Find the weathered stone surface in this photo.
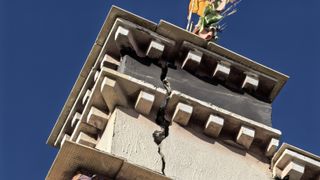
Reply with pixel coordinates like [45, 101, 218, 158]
[118, 55, 272, 126]
[96, 107, 163, 174]
[161, 123, 272, 180]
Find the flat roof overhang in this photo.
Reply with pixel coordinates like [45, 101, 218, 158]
[271, 143, 320, 179]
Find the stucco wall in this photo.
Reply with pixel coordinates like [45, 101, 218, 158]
[97, 107, 273, 179]
[161, 123, 273, 180]
[97, 107, 163, 174]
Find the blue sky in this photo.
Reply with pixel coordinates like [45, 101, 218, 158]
[0, 0, 319, 179]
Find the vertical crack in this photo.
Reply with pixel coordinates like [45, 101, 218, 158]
[152, 61, 172, 175]
[158, 143, 166, 175]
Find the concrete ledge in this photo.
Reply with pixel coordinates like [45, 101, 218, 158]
[116, 160, 170, 180]
[156, 20, 207, 49]
[172, 102, 193, 126]
[146, 40, 165, 59]
[281, 160, 305, 180]
[87, 106, 109, 130]
[46, 140, 169, 180]
[204, 115, 224, 138]
[135, 91, 155, 115]
[236, 126, 255, 149]
[265, 138, 279, 157]
[76, 132, 97, 148]
[181, 50, 202, 71]
[272, 143, 320, 180]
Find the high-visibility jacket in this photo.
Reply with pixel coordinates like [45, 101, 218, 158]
[189, 0, 230, 17]
[189, 0, 211, 17]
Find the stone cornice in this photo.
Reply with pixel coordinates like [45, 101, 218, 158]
[272, 143, 320, 179]
[47, 6, 288, 150]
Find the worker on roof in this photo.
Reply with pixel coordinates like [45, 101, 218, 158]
[189, 0, 237, 41]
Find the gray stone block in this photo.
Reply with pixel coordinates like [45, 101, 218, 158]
[242, 73, 259, 91]
[100, 77, 128, 112]
[134, 91, 155, 115]
[172, 103, 193, 126]
[204, 115, 224, 138]
[182, 50, 202, 70]
[86, 106, 109, 130]
[71, 112, 82, 128]
[82, 89, 92, 105]
[281, 160, 305, 180]
[114, 26, 144, 57]
[76, 132, 97, 148]
[61, 134, 70, 147]
[265, 138, 279, 157]
[146, 40, 165, 59]
[213, 62, 231, 80]
[236, 126, 255, 149]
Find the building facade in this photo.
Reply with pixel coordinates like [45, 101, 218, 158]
[46, 6, 320, 180]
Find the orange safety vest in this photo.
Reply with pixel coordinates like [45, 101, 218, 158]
[189, 0, 211, 17]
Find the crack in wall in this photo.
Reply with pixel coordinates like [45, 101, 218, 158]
[152, 61, 172, 175]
